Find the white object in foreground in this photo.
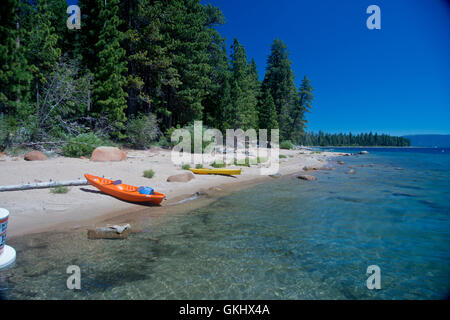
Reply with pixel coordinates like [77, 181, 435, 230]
[0, 245, 16, 269]
[0, 208, 15, 269]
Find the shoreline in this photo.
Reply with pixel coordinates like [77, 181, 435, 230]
[1, 148, 349, 239]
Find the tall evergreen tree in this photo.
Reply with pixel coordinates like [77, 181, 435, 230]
[201, 4, 229, 130]
[121, 0, 180, 119]
[91, 0, 128, 135]
[261, 39, 297, 140]
[228, 38, 258, 130]
[26, 0, 61, 111]
[159, 0, 215, 128]
[0, 0, 32, 118]
[258, 90, 278, 132]
[291, 76, 313, 143]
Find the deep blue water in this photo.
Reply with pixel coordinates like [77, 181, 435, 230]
[1, 148, 449, 299]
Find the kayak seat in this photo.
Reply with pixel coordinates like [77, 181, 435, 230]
[113, 180, 122, 185]
[139, 186, 154, 195]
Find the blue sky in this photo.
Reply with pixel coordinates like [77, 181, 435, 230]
[200, 0, 450, 135]
[68, 0, 449, 135]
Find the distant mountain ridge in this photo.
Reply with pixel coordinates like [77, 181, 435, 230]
[402, 134, 450, 147]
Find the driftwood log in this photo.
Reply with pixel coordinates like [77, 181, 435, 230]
[0, 179, 88, 192]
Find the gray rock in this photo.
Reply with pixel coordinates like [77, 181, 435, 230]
[347, 169, 356, 174]
[167, 172, 195, 182]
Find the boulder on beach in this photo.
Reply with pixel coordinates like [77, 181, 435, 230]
[167, 172, 195, 183]
[295, 174, 317, 181]
[24, 150, 48, 161]
[90, 146, 127, 162]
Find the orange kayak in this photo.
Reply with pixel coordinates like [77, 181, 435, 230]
[84, 174, 165, 205]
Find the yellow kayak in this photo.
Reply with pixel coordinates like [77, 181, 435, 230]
[189, 168, 242, 175]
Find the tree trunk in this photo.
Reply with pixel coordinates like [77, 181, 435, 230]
[0, 179, 88, 192]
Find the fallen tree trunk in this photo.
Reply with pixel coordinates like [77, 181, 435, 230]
[0, 179, 88, 192]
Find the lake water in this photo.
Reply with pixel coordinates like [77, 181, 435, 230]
[1, 148, 449, 299]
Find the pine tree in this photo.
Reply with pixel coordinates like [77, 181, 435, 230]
[258, 90, 278, 131]
[159, 0, 214, 128]
[228, 38, 258, 130]
[0, 0, 32, 118]
[91, 0, 128, 135]
[121, 0, 180, 120]
[291, 76, 313, 143]
[26, 0, 61, 112]
[201, 4, 229, 130]
[261, 39, 298, 141]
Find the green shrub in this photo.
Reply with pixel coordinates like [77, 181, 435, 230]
[182, 164, 191, 170]
[211, 161, 226, 168]
[279, 154, 287, 159]
[0, 118, 9, 150]
[50, 186, 70, 194]
[280, 140, 294, 150]
[143, 169, 155, 179]
[157, 135, 171, 149]
[125, 113, 160, 149]
[257, 156, 268, 163]
[195, 164, 203, 169]
[234, 158, 251, 167]
[61, 132, 112, 158]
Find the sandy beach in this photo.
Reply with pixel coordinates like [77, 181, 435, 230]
[0, 148, 347, 238]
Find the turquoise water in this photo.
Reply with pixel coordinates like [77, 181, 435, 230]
[1, 148, 449, 299]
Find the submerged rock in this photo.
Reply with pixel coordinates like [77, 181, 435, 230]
[167, 172, 195, 183]
[195, 189, 208, 196]
[337, 161, 345, 165]
[87, 224, 131, 240]
[24, 150, 48, 161]
[269, 172, 281, 178]
[295, 174, 317, 181]
[303, 165, 320, 171]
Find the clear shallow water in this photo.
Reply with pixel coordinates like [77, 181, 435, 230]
[1, 148, 449, 299]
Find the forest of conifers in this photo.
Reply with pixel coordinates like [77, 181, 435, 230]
[0, 0, 409, 155]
